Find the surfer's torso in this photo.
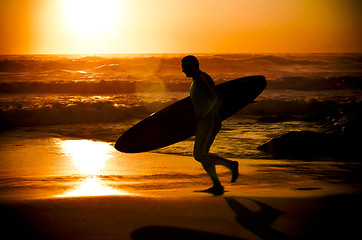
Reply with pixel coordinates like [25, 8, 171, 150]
[190, 71, 219, 120]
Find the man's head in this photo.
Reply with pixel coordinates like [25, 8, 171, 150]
[182, 55, 200, 78]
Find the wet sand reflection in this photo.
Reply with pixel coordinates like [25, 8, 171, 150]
[58, 140, 132, 197]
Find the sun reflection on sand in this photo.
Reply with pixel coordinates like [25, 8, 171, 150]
[58, 140, 132, 197]
[61, 140, 112, 175]
[59, 177, 130, 197]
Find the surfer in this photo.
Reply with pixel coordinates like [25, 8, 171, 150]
[181, 55, 239, 195]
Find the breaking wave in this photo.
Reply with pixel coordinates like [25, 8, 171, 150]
[1, 53, 361, 130]
[267, 76, 362, 90]
[1, 94, 359, 129]
[0, 75, 361, 95]
[0, 80, 189, 94]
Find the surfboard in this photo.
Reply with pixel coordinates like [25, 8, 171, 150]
[115, 75, 266, 153]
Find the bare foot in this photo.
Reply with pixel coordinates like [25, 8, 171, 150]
[201, 185, 224, 195]
[231, 161, 239, 183]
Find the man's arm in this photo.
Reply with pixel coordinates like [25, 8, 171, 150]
[199, 74, 218, 119]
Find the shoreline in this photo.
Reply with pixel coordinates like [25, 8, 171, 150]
[0, 129, 361, 201]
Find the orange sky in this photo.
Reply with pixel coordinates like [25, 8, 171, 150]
[0, 0, 361, 54]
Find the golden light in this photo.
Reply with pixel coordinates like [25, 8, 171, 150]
[62, 0, 123, 37]
[61, 140, 112, 175]
[59, 177, 131, 197]
[59, 139, 133, 197]
[1, 0, 362, 54]
[135, 81, 170, 113]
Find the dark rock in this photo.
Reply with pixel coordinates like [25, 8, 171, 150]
[258, 100, 362, 160]
[258, 130, 359, 159]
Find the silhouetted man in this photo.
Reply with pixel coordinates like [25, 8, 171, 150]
[181, 55, 239, 195]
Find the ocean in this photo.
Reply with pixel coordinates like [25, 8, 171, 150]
[0, 53, 361, 199]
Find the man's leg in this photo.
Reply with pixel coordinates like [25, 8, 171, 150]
[198, 117, 239, 183]
[194, 118, 224, 194]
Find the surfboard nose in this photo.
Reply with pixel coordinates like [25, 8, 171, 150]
[114, 137, 133, 153]
[114, 138, 124, 152]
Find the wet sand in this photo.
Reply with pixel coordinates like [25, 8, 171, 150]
[1, 192, 361, 240]
[0, 132, 361, 239]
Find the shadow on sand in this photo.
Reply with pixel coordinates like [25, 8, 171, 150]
[131, 197, 295, 240]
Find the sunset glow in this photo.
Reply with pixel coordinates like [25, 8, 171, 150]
[58, 177, 130, 197]
[59, 140, 132, 197]
[0, 0, 361, 54]
[61, 140, 112, 175]
[62, 0, 123, 37]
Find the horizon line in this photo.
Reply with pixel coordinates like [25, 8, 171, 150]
[1, 52, 362, 56]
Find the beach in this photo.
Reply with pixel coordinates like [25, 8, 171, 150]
[1, 0, 362, 235]
[1, 129, 361, 240]
[1, 53, 361, 239]
[3, 193, 362, 240]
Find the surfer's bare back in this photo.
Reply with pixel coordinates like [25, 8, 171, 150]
[181, 55, 239, 195]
